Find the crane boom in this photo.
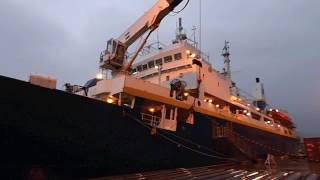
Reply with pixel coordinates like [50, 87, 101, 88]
[99, 0, 184, 73]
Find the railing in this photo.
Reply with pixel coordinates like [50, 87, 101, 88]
[141, 113, 161, 127]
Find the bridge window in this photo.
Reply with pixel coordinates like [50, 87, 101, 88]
[155, 58, 163, 65]
[251, 113, 261, 121]
[131, 68, 137, 74]
[174, 53, 182, 60]
[137, 65, 142, 72]
[164, 55, 173, 63]
[142, 64, 148, 71]
[148, 60, 155, 68]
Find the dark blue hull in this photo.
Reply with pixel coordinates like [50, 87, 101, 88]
[0, 75, 299, 178]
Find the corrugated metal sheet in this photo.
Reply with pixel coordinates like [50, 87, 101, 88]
[91, 162, 320, 180]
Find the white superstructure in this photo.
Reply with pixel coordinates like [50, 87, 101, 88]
[65, 0, 298, 140]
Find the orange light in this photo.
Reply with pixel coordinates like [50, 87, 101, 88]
[190, 53, 196, 58]
[183, 92, 189, 97]
[215, 104, 220, 108]
[186, 50, 191, 55]
[107, 98, 114, 104]
[149, 108, 155, 113]
[256, 107, 260, 111]
[208, 99, 213, 103]
[246, 112, 251, 116]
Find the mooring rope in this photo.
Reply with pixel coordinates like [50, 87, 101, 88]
[125, 112, 239, 162]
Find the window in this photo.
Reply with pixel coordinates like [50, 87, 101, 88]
[251, 113, 261, 121]
[164, 55, 173, 63]
[142, 64, 148, 71]
[137, 65, 142, 72]
[166, 76, 170, 81]
[148, 60, 155, 68]
[264, 118, 272, 123]
[131, 68, 137, 74]
[155, 58, 163, 65]
[174, 53, 182, 60]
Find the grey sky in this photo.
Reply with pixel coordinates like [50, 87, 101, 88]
[0, 0, 319, 137]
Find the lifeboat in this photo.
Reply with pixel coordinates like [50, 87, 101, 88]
[268, 109, 292, 122]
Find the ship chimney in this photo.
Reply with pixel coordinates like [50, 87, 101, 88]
[253, 77, 267, 110]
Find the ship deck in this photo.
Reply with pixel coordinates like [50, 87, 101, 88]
[91, 159, 320, 180]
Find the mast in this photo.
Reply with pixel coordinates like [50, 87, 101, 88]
[173, 17, 187, 44]
[222, 40, 231, 79]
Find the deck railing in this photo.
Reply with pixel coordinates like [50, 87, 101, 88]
[141, 113, 161, 127]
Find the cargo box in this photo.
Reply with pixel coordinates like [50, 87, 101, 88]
[304, 138, 320, 162]
[29, 74, 57, 89]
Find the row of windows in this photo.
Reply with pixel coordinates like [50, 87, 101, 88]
[132, 53, 182, 73]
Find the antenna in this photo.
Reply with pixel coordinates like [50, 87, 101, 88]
[222, 40, 231, 79]
[156, 29, 161, 49]
[199, 0, 202, 56]
[192, 26, 197, 48]
[173, 17, 187, 44]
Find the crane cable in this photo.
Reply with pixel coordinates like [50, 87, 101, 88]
[171, 0, 190, 15]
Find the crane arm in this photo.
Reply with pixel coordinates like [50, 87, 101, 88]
[99, 0, 184, 72]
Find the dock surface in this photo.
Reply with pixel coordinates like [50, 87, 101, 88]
[91, 160, 320, 180]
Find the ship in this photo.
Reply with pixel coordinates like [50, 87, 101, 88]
[0, 0, 300, 179]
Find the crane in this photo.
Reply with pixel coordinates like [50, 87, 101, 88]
[99, 0, 185, 74]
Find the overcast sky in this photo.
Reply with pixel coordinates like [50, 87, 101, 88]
[0, 0, 319, 137]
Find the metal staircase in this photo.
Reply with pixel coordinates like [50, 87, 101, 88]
[215, 124, 258, 160]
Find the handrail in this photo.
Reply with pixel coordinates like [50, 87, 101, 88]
[141, 113, 161, 127]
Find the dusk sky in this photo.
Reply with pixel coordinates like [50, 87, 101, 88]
[0, 0, 319, 137]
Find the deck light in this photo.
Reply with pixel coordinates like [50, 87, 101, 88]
[186, 50, 191, 55]
[96, 73, 103, 80]
[183, 92, 189, 97]
[107, 98, 114, 104]
[208, 99, 213, 103]
[149, 108, 155, 113]
[215, 104, 220, 108]
[243, 110, 248, 113]
[256, 107, 260, 111]
[246, 112, 251, 116]
[190, 53, 196, 58]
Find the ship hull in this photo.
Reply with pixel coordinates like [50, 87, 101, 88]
[0, 75, 299, 178]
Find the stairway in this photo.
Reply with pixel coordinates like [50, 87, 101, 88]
[214, 125, 257, 160]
